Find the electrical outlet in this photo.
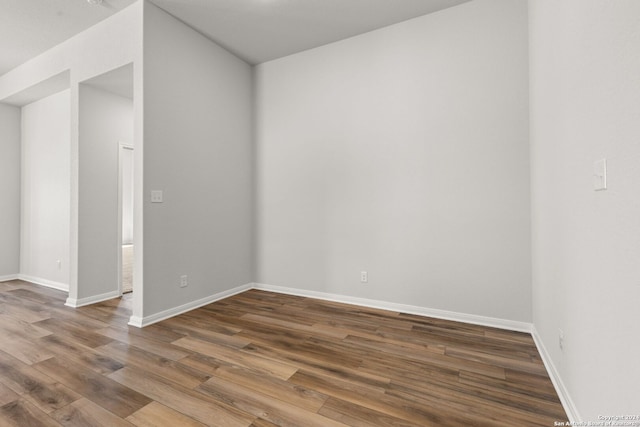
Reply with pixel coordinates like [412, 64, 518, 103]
[558, 329, 564, 351]
[56, 260, 61, 270]
[180, 275, 188, 288]
[360, 271, 368, 283]
[593, 159, 607, 191]
[151, 190, 164, 203]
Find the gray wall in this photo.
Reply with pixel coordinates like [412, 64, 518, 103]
[78, 85, 133, 299]
[142, 2, 254, 317]
[255, 0, 531, 322]
[529, 0, 640, 420]
[20, 90, 70, 288]
[0, 103, 20, 279]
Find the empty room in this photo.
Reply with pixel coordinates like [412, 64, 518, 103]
[0, 0, 638, 425]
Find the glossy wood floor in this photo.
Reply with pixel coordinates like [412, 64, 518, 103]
[0, 280, 567, 426]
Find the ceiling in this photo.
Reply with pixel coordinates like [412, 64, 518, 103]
[0, 0, 137, 77]
[0, 0, 470, 76]
[150, 0, 471, 64]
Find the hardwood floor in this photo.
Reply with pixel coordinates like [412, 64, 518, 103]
[0, 280, 567, 426]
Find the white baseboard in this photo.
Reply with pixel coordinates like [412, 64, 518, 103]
[128, 282, 253, 328]
[252, 283, 532, 333]
[531, 325, 580, 423]
[0, 274, 19, 282]
[18, 274, 69, 292]
[65, 289, 120, 308]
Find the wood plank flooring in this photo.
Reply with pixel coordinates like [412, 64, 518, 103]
[0, 280, 568, 426]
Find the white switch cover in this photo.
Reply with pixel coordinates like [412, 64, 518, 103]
[151, 190, 163, 203]
[594, 159, 607, 191]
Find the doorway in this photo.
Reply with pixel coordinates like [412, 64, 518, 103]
[73, 62, 135, 310]
[118, 144, 134, 294]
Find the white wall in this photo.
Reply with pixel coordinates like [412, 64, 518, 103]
[20, 90, 70, 289]
[529, 0, 640, 421]
[0, 103, 21, 279]
[141, 3, 253, 319]
[78, 85, 133, 299]
[255, 0, 531, 322]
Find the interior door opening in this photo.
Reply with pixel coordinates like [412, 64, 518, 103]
[119, 144, 134, 294]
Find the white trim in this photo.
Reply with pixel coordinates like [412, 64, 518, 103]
[531, 325, 580, 423]
[0, 274, 19, 282]
[128, 282, 253, 328]
[127, 315, 144, 328]
[65, 289, 120, 308]
[252, 283, 532, 333]
[18, 274, 69, 292]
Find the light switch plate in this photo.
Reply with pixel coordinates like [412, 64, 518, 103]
[594, 159, 607, 191]
[151, 190, 163, 203]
